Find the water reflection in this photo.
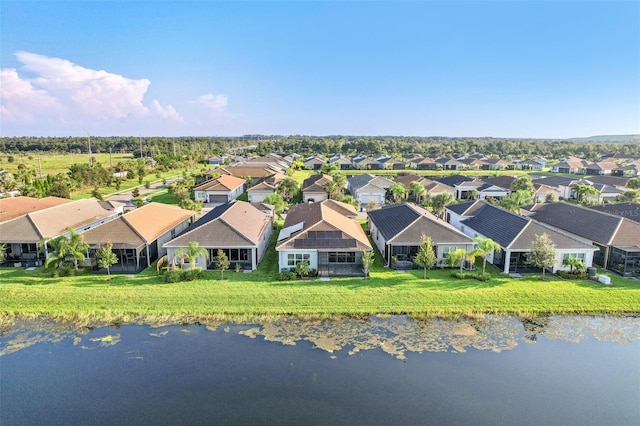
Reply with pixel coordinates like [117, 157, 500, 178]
[2, 314, 638, 359]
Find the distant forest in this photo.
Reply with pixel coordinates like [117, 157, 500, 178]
[1, 135, 639, 160]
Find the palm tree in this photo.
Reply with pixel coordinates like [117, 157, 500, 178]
[175, 241, 210, 269]
[330, 172, 347, 192]
[430, 192, 456, 219]
[324, 180, 340, 199]
[66, 228, 90, 270]
[276, 178, 300, 202]
[446, 248, 467, 273]
[39, 234, 72, 269]
[320, 163, 338, 175]
[389, 183, 407, 204]
[409, 181, 427, 204]
[472, 236, 502, 275]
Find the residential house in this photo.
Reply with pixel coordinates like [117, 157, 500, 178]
[193, 175, 246, 204]
[301, 174, 333, 202]
[0, 198, 123, 266]
[412, 157, 438, 170]
[368, 203, 473, 269]
[247, 173, 287, 203]
[517, 158, 545, 171]
[432, 175, 474, 188]
[584, 161, 618, 176]
[483, 158, 514, 170]
[329, 155, 354, 170]
[523, 201, 640, 277]
[164, 200, 273, 271]
[347, 174, 394, 207]
[446, 200, 597, 274]
[453, 179, 485, 200]
[435, 157, 464, 171]
[355, 158, 382, 170]
[276, 199, 371, 277]
[376, 156, 405, 170]
[550, 157, 588, 174]
[81, 203, 194, 273]
[532, 183, 560, 203]
[0, 196, 72, 223]
[393, 175, 455, 201]
[303, 155, 326, 170]
[208, 156, 224, 166]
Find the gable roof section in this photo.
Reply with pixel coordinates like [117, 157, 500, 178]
[0, 196, 72, 223]
[481, 176, 516, 190]
[461, 203, 530, 248]
[276, 200, 370, 251]
[368, 204, 420, 241]
[194, 175, 246, 192]
[30, 198, 118, 237]
[369, 203, 471, 245]
[302, 174, 333, 192]
[122, 203, 194, 242]
[348, 174, 375, 192]
[81, 216, 146, 249]
[446, 200, 480, 216]
[0, 215, 42, 243]
[164, 200, 270, 248]
[526, 201, 639, 246]
[433, 175, 474, 187]
[508, 221, 596, 251]
[247, 173, 286, 192]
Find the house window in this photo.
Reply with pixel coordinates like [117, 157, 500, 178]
[287, 253, 310, 266]
[328, 252, 356, 263]
[562, 253, 586, 262]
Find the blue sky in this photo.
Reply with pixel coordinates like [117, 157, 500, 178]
[1, 1, 638, 138]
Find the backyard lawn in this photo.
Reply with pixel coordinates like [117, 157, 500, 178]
[1, 248, 638, 322]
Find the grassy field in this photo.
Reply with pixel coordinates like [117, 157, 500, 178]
[1, 152, 134, 176]
[1, 235, 638, 322]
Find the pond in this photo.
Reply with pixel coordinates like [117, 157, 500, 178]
[1, 315, 639, 425]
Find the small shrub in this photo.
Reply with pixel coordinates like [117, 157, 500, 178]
[557, 271, 589, 280]
[144, 181, 151, 189]
[277, 271, 297, 281]
[451, 271, 491, 281]
[163, 268, 203, 283]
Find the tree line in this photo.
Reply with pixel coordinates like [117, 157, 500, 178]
[2, 136, 639, 160]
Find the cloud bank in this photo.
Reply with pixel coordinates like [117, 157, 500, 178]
[0, 52, 231, 136]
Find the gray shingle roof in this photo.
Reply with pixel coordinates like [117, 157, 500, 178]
[526, 202, 627, 245]
[367, 204, 420, 241]
[589, 203, 640, 224]
[461, 204, 529, 247]
[347, 174, 375, 192]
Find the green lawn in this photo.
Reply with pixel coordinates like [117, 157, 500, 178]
[1, 248, 638, 322]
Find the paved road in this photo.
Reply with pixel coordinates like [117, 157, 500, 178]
[105, 177, 182, 208]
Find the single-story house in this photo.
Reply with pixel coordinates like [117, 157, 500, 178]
[446, 200, 598, 274]
[163, 200, 273, 271]
[347, 174, 394, 207]
[247, 173, 287, 203]
[276, 199, 372, 277]
[81, 203, 194, 273]
[523, 201, 640, 277]
[301, 174, 333, 203]
[0, 198, 123, 266]
[368, 203, 474, 269]
[193, 175, 246, 204]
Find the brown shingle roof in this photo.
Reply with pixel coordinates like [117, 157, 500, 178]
[0, 198, 119, 243]
[194, 175, 246, 192]
[0, 196, 72, 222]
[81, 217, 146, 249]
[277, 200, 371, 251]
[164, 201, 271, 248]
[123, 203, 194, 242]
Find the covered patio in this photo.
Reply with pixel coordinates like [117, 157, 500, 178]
[607, 246, 640, 278]
[317, 251, 365, 277]
[88, 242, 149, 274]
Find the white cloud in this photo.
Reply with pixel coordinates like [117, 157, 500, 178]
[0, 52, 196, 135]
[151, 100, 183, 122]
[192, 93, 228, 110]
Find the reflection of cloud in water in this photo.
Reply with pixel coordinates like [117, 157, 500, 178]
[1, 314, 638, 359]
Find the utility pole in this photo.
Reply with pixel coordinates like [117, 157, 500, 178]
[88, 134, 93, 167]
[139, 136, 143, 158]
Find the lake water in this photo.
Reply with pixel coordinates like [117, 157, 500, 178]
[1, 315, 639, 425]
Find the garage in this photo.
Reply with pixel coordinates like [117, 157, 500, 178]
[359, 194, 384, 205]
[208, 194, 228, 203]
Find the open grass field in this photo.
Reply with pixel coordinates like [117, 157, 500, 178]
[1, 152, 134, 176]
[1, 234, 638, 322]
